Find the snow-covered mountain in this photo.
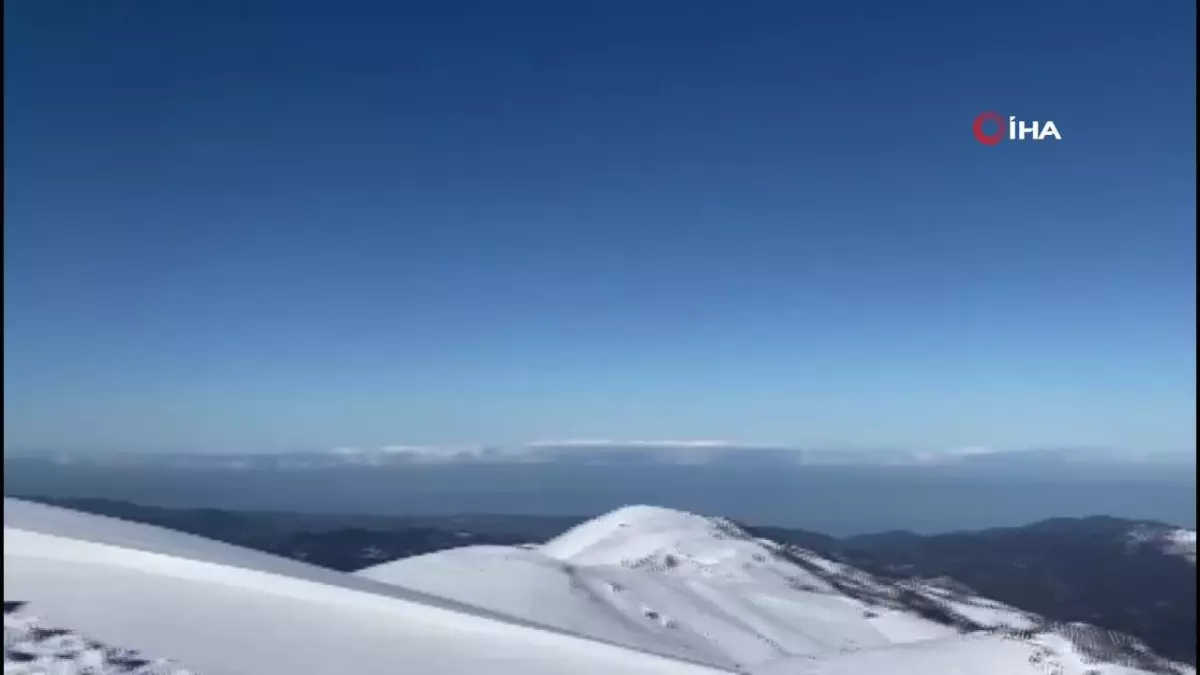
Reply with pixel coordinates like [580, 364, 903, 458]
[361, 505, 1194, 674]
[5, 498, 1195, 675]
[2, 498, 729, 675]
[1127, 525, 1198, 565]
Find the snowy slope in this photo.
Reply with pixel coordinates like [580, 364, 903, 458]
[1126, 525, 1198, 564]
[1165, 530, 1198, 563]
[363, 505, 1033, 668]
[1157, 529, 1196, 564]
[752, 629, 1190, 675]
[361, 505, 1193, 675]
[6, 499, 1194, 675]
[3, 498, 733, 675]
[6, 602, 195, 675]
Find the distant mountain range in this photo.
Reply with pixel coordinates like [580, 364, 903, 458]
[9, 450, 1194, 537]
[14, 494, 1195, 666]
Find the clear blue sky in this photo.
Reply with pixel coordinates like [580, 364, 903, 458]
[4, 0, 1195, 454]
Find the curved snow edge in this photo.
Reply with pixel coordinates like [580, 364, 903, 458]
[5, 527, 733, 673]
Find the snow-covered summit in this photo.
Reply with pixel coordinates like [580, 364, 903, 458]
[539, 504, 741, 564]
[362, 504, 1196, 675]
[2, 497, 733, 675]
[5, 498, 1194, 675]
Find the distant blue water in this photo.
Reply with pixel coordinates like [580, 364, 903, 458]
[5, 461, 1194, 535]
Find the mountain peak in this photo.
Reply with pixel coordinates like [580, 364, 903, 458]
[7, 498, 1196, 674]
[539, 504, 750, 568]
[360, 503, 1195, 674]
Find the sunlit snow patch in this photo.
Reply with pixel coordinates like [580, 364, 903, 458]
[5, 602, 196, 675]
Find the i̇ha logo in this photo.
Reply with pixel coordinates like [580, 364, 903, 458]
[972, 111, 1062, 145]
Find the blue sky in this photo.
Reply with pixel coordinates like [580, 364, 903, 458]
[4, 0, 1195, 454]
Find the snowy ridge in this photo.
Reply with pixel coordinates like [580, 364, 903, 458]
[361, 505, 1195, 675]
[5, 499, 1194, 675]
[2, 498, 732, 675]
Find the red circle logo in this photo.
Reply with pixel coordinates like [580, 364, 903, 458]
[972, 111, 1005, 146]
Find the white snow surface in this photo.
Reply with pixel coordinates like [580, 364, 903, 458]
[6, 499, 1195, 675]
[361, 504, 1194, 675]
[1126, 525, 1197, 564]
[3, 498, 729, 675]
[751, 631, 1185, 675]
[5, 606, 196, 674]
[1163, 529, 1197, 564]
[363, 504, 1034, 669]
